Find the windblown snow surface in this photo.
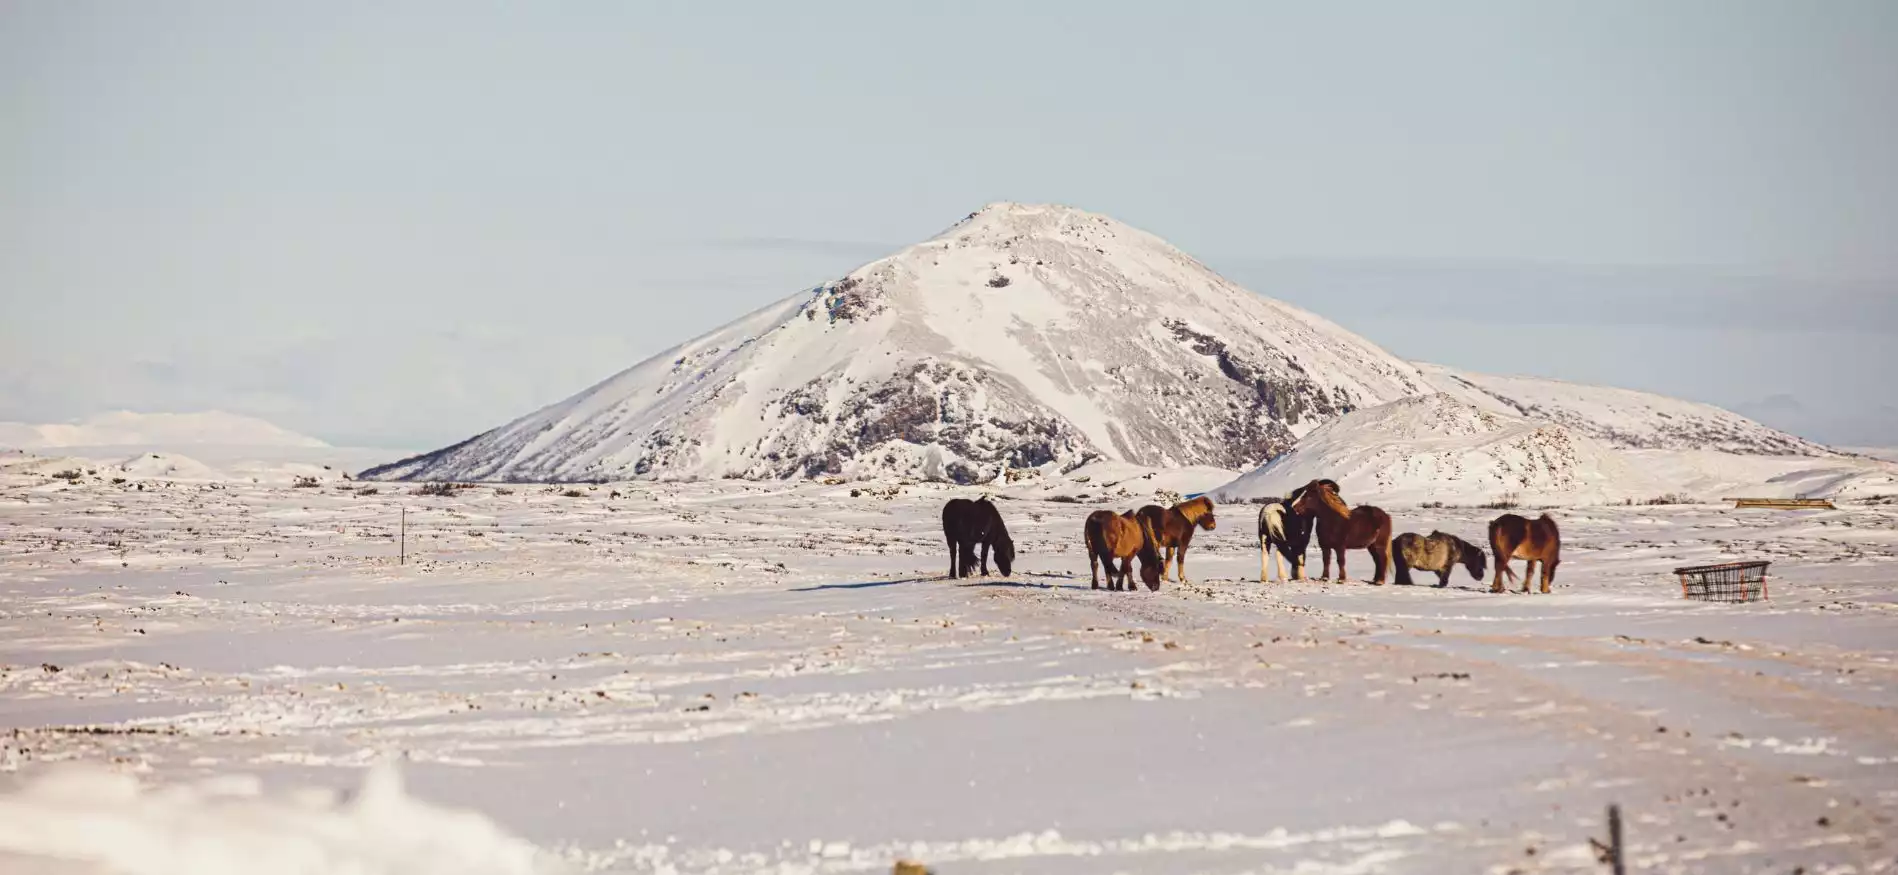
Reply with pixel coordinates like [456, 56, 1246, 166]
[3, 466, 1896, 873]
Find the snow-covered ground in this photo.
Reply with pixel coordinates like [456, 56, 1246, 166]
[2, 471, 1895, 873]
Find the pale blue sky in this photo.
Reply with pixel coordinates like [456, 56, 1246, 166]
[4, 1, 1894, 448]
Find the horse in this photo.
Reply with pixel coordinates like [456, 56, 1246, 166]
[1135, 496, 1216, 584]
[1488, 513, 1560, 594]
[941, 497, 1015, 579]
[1084, 510, 1162, 592]
[1392, 531, 1487, 587]
[1289, 479, 1393, 584]
[1257, 482, 1323, 582]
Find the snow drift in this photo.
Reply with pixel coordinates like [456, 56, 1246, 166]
[0, 763, 558, 875]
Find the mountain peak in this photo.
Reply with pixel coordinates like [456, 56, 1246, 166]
[359, 205, 1819, 485]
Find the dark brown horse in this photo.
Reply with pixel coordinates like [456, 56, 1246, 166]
[1489, 513, 1560, 593]
[1135, 496, 1216, 584]
[1392, 531, 1486, 587]
[1257, 481, 1326, 582]
[1289, 480, 1392, 584]
[941, 497, 1014, 579]
[1084, 510, 1162, 592]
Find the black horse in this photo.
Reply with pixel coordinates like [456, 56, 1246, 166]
[1256, 480, 1328, 582]
[942, 497, 1015, 579]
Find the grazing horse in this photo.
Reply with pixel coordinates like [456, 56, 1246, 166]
[1289, 479, 1393, 585]
[1084, 510, 1162, 592]
[1258, 482, 1322, 582]
[1392, 531, 1487, 587]
[941, 497, 1015, 579]
[1489, 513, 1560, 594]
[1136, 496, 1216, 584]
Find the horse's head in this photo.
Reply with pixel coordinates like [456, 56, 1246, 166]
[993, 535, 1015, 577]
[1139, 557, 1163, 590]
[1290, 480, 1337, 516]
[1460, 540, 1488, 581]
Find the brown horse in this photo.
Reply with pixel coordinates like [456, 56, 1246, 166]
[1135, 496, 1216, 584]
[1084, 510, 1162, 592]
[1289, 480, 1393, 584]
[1488, 513, 1560, 593]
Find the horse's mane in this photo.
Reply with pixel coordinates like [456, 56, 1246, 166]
[1174, 495, 1214, 523]
[1308, 481, 1351, 518]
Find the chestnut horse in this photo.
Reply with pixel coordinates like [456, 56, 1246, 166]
[1136, 496, 1216, 584]
[1488, 513, 1560, 594]
[1084, 510, 1162, 592]
[1289, 479, 1393, 584]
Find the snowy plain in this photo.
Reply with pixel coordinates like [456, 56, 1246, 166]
[1, 461, 1895, 874]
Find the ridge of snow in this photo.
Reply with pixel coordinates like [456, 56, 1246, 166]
[0, 762, 557, 875]
[0, 411, 328, 451]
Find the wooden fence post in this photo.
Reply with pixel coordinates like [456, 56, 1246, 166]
[1608, 803, 1626, 875]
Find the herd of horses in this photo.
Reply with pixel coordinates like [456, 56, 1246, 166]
[942, 479, 1563, 594]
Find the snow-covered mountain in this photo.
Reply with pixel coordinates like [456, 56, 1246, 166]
[0, 411, 327, 450]
[362, 202, 1833, 485]
[1213, 392, 1894, 505]
[363, 203, 1437, 483]
[1214, 394, 1666, 504]
[1416, 363, 1828, 456]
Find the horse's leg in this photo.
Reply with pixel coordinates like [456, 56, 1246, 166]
[1436, 568, 1451, 588]
[947, 535, 959, 579]
[1490, 548, 1509, 594]
[1089, 547, 1100, 590]
[1260, 536, 1270, 583]
[1373, 543, 1389, 586]
[1521, 559, 1536, 594]
[1394, 549, 1412, 586]
[1337, 548, 1348, 583]
[1177, 545, 1189, 585]
[979, 540, 990, 577]
[1319, 545, 1332, 581]
[1540, 559, 1553, 594]
[1274, 545, 1288, 583]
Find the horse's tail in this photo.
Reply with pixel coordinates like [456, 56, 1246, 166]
[1260, 502, 1286, 543]
[1136, 512, 1163, 562]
